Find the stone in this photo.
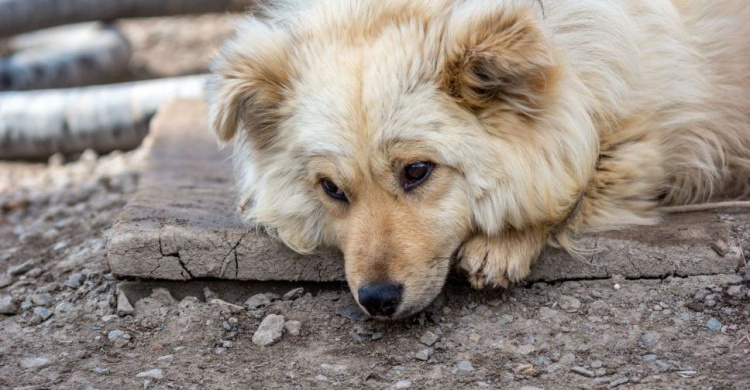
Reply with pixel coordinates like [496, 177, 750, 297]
[559, 353, 576, 366]
[30, 293, 52, 307]
[108, 330, 131, 341]
[283, 287, 305, 300]
[252, 314, 285, 346]
[420, 331, 439, 346]
[136, 369, 164, 380]
[457, 361, 474, 372]
[246, 294, 271, 310]
[546, 364, 562, 374]
[558, 295, 582, 312]
[156, 355, 174, 365]
[706, 317, 722, 332]
[315, 375, 328, 382]
[514, 364, 537, 376]
[117, 290, 134, 317]
[726, 285, 744, 297]
[538, 307, 558, 321]
[571, 366, 596, 378]
[19, 357, 52, 370]
[498, 314, 514, 326]
[106, 101, 749, 284]
[642, 354, 658, 362]
[608, 378, 629, 388]
[8, 261, 35, 276]
[284, 320, 301, 336]
[33, 306, 53, 321]
[415, 347, 433, 361]
[638, 332, 659, 348]
[516, 344, 535, 355]
[211, 299, 244, 314]
[395, 380, 412, 389]
[0, 273, 12, 288]
[590, 360, 603, 369]
[64, 273, 86, 288]
[0, 296, 17, 314]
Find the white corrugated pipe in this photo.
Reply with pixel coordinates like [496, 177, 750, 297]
[0, 75, 207, 160]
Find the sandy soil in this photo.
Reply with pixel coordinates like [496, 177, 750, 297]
[1, 13, 749, 390]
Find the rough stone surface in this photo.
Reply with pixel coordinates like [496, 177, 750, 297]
[252, 314, 285, 346]
[107, 100, 748, 283]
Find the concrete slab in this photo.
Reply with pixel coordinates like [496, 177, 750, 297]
[107, 100, 748, 282]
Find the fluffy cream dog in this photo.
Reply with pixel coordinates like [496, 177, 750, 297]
[208, 0, 750, 318]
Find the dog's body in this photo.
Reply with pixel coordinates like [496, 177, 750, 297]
[209, 0, 750, 318]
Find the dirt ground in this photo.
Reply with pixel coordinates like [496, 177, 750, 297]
[1, 14, 749, 390]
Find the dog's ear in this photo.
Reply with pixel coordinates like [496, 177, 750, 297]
[208, 20, 291, 146]
[441, 5, 558, 115]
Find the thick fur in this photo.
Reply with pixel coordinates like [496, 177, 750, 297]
[209, 0, 750, 318]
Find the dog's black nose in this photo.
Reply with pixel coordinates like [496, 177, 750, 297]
[357, 282, 402, 317]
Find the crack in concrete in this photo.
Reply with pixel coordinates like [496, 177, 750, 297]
[219, 232, 250, 278]
[158, 233, 194, 280]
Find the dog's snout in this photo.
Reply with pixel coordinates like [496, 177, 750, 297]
[357, 282, 403, 317]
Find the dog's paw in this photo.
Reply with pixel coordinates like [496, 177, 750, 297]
[457, 229, 547, 289]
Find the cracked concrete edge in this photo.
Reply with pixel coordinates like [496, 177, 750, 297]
[108, 219, 742, 282]
[106, 99, 747, 283]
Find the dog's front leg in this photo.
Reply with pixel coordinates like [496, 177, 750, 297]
[457, 227, 547, 289]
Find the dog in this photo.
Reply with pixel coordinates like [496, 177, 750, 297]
[208, 0, 750, 319]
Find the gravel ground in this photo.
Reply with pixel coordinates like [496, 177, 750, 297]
[1, 14, 749, 390]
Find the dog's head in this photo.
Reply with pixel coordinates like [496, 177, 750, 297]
[209, 0, 596, 318]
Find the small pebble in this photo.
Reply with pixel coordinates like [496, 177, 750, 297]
[245, 294, 271, 310]
[608, 378, 629, 388]
[571, 366, 595, 377]
[726, 285, 744, 297]
[8, 261, 35, 276]
[371, 332, 383, 341]
[0, 296, 18, 314]
[156, 355, 174, 364]
[538, 307, 558, 321]
[558, 295, 582, 312]
[19, 357, 52, 370]
[315, 374, 328, 382]
[0, 274, 13, 288]
[457, 360, 474, 372]
[284, 320, 301, 336]
[33, 306, 53, 321]
[283, 287, 305, 300]
[642, 354, 657, 362]
[420, 331, 439, 346]
[136, 369, 164, 380]
[64, 273, 86, 288]
[116, 292, 134, 317]
[415, 347, 433, 361]
[395, 380, 412, 389]
[590, 360, 603, 369]
[638, 332, 659, 348]
[252, 314, 285, 346]
[30, 293, 52, 307]
[498, 314, 514, 326]
[706, 317, 722, 332]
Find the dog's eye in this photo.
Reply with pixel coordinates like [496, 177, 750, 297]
[401, 162, 434, 190]
[321, 178, 347, 201]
